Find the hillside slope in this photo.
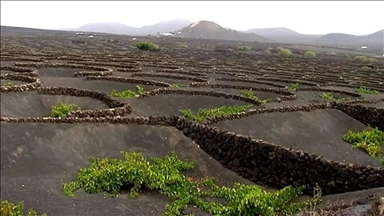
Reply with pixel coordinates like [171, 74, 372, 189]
[315, 30, 384, 48]
[178, 20, 272, 43]
[246, 27, 322, 44]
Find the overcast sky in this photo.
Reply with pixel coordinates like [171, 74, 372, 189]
[1, 1, 383, 35]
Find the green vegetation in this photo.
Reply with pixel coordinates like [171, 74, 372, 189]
[111, 85, 145, 99]
[289, 83, 301, 91]
[234, 46, 251, 52]
[1, 81, 14, 87]
[278, 48, 293, 58]
[355, 86, 380, 95]
[304, 51, 316, 58]
[353, 56, 378, 63]
[240, 89, 272, 104]
[0, 200, 47, 216]
[50, 102, 81, 118]
[171, 83, 189, 88]
[180, 105, 252, 122]
[63, 151, 320, 216]
[136, 42, 160, 51]
[178, 43, 188, 48]
[319, 93, 350, 102]
[343, 127, 384, 159]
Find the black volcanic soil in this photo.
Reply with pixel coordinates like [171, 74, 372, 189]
[0, 123, 252, 216]
[128, 93, 253, 116]
[184, 87, 281, 100]
[40, 77, 160, 94]
[1, 80, 27, 85]
[133, 76, 194, 85]
[1, 91, 109, 118]
[37, 67, 80, 77]
[213, 109, 382, 166]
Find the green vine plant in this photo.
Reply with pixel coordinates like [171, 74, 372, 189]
[240, 89, 272, 104]
[354, 86, 380, 95]
[343, 127, 384, 160]
[110, 85, 145, 99]
[179, 105, 252, 122]
[288, 83, 300, 91]
[136, 42, 160, 51]
[171, 83, 189, 88]
[1, 81, 14, 87]
[63, 151, 321, 216]
[319, 93, 350, 102]
[50, 102, 81, 118]
[0, 200, 47, 216]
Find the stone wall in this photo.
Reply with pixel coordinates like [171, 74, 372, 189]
[174, 118, 384, 195]
[37, 87, 132, 117]
[83, 76, 171, 87]
[209, 83, 297, 101]
[139, 87, 263, 105]
[334, 103, 384, 131]
[215, 77, 287, 88]
[299, 87, 362, 98]
[131, 73, 208, 83]
[0, 73, 41, 93]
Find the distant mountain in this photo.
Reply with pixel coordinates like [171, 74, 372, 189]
[76, 22, 138, 35]
[314, 30, 384, 48]
[245, 27, 322, 44]
[72, 19, 192, 36]
[178, 20, 272, 42]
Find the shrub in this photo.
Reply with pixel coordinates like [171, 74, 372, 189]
[289, 83, 300, 91]
[240, 89, 272, 104]
[234, 46, 251, 52]
[343, 127, 384, 158]
[0, 200, 46, 216]
[50, 102, 81, 118]
[1, 82, 14, 87]
[278, 48, 293, 58]
[353, 56, 378, 63]
[355, 86, 380, 95]
[304, 51, 316, 58]
[319, 93, 350, 102]
[136, 42, 159, 51]
[110, 85, 145, 99]
[179, 105, 252, 122]
[63, 151, 320, 215]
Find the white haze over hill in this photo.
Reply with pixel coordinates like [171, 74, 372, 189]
[1, 1, 383, 35]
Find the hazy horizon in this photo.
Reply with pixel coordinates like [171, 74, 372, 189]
[1, 1, 383, 35]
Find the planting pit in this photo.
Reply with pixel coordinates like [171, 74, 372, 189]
[37, 67, 81, 77]
[129, 93, 254, 116]
[213, 109, 382, 166]
[214, 80, 280, 88]
[41, 77, 160, 94]
[184, 87, 282, 100]
[1, 91, 108, 118]
[136, 76, 198, 85]
[1, 80, 27, 86]
[0, 123, 252, 216]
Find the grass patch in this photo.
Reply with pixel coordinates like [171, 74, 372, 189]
[180, 105, 252, 122]
[50, 102, 81, 118]
[234, 46, 251, 52]
[343, 127, 384, 159]
[240, 89, 272, 104]
[319, 93, 350, 102]
[1, 81, 14, 87]
[304, 51, 316, 58]
[171, 83, 189, 88]
[63, 151, 320, 216]
[111, 85, 145, 99]
[0, 200, 47, 216]
[354, 86, 380, 95]
[278, 48, 293, 58]
[289, 83, 301, 91]
[353, 56, 378, 63]
[136, 42, 160, 51]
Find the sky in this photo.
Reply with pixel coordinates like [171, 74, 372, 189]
[1, 1, 383, 35]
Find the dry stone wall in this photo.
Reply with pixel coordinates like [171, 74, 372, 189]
[83, 76, 171, 87]
[0, 73, 41, 93]
[131, 72, 208, 82]
[174, 118, 384, 195]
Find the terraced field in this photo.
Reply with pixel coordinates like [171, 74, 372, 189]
[1, 30, 384, 216]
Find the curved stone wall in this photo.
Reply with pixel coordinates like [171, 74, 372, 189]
[131, 73, 208, 83]
[1, 73, 41, 93]
[83, 76, 172, 87]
